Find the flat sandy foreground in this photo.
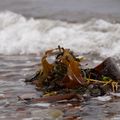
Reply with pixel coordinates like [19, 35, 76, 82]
[0, 0, 120, 23]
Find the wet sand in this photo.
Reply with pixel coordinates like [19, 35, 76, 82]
[0, 0, 120, 22]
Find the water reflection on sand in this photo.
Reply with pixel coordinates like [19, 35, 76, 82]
[0, 55, 120, 120]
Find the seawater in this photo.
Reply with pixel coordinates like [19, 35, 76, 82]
[0, 11, 120, 120]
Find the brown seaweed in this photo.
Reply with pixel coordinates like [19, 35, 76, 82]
[25, 46, 120, 98]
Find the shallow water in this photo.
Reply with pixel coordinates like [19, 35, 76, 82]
[0, 0, 120, 119]
[0, 55, 40, 120]
[0, 11, 120, 120]
[0, 55, 120, 120]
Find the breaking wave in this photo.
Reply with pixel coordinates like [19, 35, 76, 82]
[0, 11, 120, 58]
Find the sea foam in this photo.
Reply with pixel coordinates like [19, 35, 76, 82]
[0, 11, 120, 58]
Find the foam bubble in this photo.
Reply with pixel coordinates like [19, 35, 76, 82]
[0, 11, 120, 59]
[95, 96, 112, 102]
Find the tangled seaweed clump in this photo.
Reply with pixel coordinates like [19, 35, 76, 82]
[25, 46, 120, 98]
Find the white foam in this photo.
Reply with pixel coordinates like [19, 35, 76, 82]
[0, 11, 120, 58]
[110, 115, 120, 120]
[95, 96, 112, 102]
[110, 92, 120, 97]
[30, 103, 51, 107]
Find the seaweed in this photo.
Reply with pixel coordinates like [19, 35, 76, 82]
[25, 46, 120, 98]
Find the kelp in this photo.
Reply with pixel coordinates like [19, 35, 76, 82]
[25, 46, 120, 97]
